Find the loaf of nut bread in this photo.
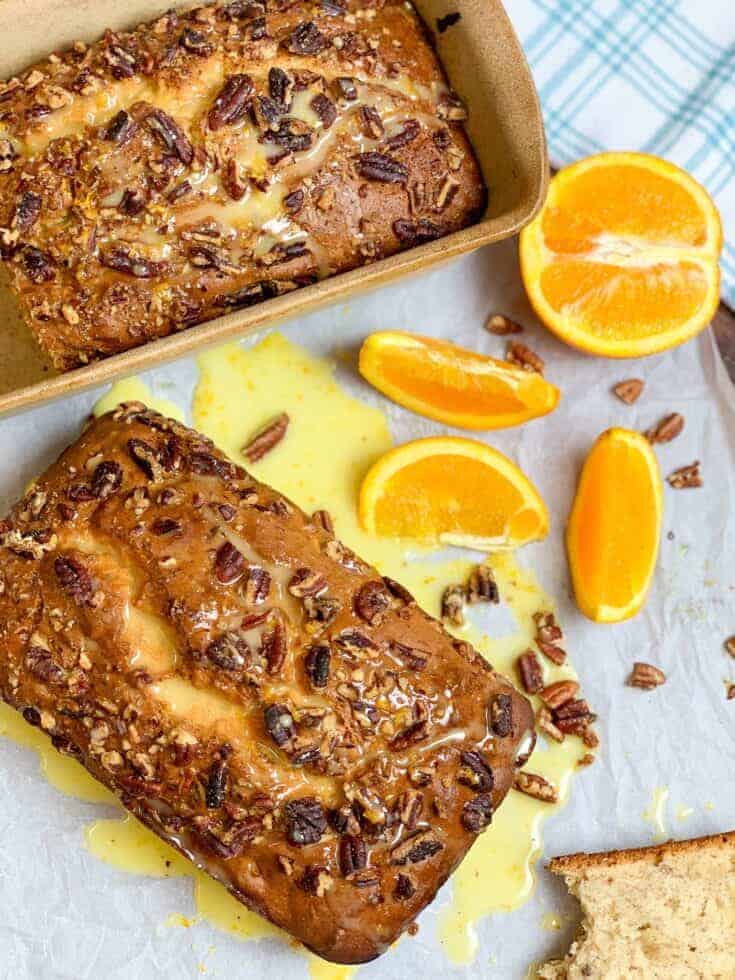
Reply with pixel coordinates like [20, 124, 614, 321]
[0, 403, 533, 963]
[0, 0, 485, 371]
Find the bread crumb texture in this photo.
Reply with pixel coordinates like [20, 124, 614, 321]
[537, 832, 735, 979]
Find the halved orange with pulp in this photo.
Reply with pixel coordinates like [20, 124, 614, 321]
[359, 331, 560, 429]
[520, 153, 722, 358]
[359, 436, 548, 549]
[566, 428, 663, 623]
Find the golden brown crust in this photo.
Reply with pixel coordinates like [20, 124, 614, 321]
[0, 0, 485, 371]
[0, 403, 532, 964]
[549, 830, 735, 876]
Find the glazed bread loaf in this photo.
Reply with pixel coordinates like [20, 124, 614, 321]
[0, 403, 533, 963]
[537, 832, 735, 979]
[0, 0, 485, 371]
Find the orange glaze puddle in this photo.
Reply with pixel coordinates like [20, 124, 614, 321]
[0, 333, 588, 975]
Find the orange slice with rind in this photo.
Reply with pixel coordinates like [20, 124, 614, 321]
[359, 331, 560, 430]
[520, 153, 722, 358]
[566, 428, 663, 623]
[359, 436, 549, 549]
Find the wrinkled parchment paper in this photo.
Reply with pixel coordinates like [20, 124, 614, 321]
[1, 237, 733, 979]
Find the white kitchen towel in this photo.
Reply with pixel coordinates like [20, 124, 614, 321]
[505, 0, 735, 307]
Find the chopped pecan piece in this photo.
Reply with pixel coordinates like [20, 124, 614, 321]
[283, 188, 305, 213]
[289, 567, 327, 598]
[441, 584, 465, 627]
[627, 661, 666, 689]
[359, 105, 384, 139]
[613, 378, 644, 405]
[242, 412, 290, 462]
[489, 692, 513, 737]
[264, 703, 295, 746]
[179, 26, 213, 56]
[303, 595, 340, 625]
[466, 564, 498, 604]
[312, 509, 334, 534]
[208, 73, 254, 130]
[355, 151, 408, 184]
[485, 313, 523, 335]
[517, 651, 543, 695]
[514, 771, 558, 803]
[725, 636, 735, 659]
[284, 797, 327, 845]
[383, 576, 414, 604]
[462, 792, 493, 832]
[457, 749, 494, 792]
[91, 460, 123, 498]
[335, 628, 376, 654]
[54, 556, 93, 605]
[243, 566, 270, 603]
[100, 246, 165, 279]
[299, 865, 333, 896]
[437, 92, 468, 121]
[507, 341, 544, 374]
[14, 191, 41, 231]
[386, 119, 420, 150]
[390, 720, 428, 751]
[395, 873, 416, 899]
[21, 246, 55, 283]
[354, 580, 390, 624]
[311, 93, 337, 128]
[667, 461, 702, 489]
[333, 76, 357, 101]
[269, 66, 294, 106]
[646, 412, 684, 444]
[205, 748, 230, 808]
[105, 109, 136, 143]
[286, 21, 328, 54]
[536, 706, 564, 743]
[205, 632, 248, 671]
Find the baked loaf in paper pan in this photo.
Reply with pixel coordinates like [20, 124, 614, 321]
[0, 0, 485, 370]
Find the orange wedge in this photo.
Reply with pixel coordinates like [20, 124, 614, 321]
[359, 436, 548, 549]
[520, 153, 722, 358]
[566, 428, 663, 623]
[358, 331, 560, 430]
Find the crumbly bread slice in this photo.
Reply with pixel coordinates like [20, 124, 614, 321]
[537, 831, 735, 980]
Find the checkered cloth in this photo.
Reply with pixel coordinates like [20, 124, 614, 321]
[506, 0, 735, 308]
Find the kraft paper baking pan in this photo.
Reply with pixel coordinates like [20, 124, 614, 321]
[0, 0, 547, 416]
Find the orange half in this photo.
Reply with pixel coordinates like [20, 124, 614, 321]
[359, 331, 560, 430]
[566, 428, 663, 623]
[359, 436, 549, 549]
[520, 153, 722, 358]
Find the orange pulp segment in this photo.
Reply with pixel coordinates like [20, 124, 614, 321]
[358, 331, 560, 430]
[359, 436, 548, 549]
[520, 153, 722, 357]
[566, 428, 663, 623]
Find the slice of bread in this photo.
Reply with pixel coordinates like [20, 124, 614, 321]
[537, 831, 735, 979]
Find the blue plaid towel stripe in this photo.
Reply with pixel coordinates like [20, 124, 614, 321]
[506, 0, 735, 307]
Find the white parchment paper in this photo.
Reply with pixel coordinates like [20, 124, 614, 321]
[1, 237, 733, 979]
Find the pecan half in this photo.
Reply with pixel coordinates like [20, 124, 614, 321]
[105, 109, 136, 143]
[145, 108, 193, 165]
[269, 66, 295, 106]
[339, 834, 367, 876]
[390, 829, 443, 865]
[215, 541, 244, 584]
[462, 792, 493, 832]
[517, 651, 543, 695]
[206, 632, 248, 671]
[312, 509, 334, 534]
[355, 151, 408, 184]
[514, 771, 558, 803]
[179, 27, 213, 56]
[100, 246, 165, 279]
[613, 378, 644, 405]
[540, 680, 579, 709]
[21, 246, 55, 283]
[311, 93, 337, 128]
[242, 412, 290, 462]
[304, 643, 331, 687]
[667, 461, 702, 489]
[289, 567, 328, 598]
[208, 74, 254, 130]
[284, 797, 327, 845]
[646, 412, 684, 444]
[262, 616, 288, 674]
[627, 661, 666, 689]
[458, 750, 494, 792]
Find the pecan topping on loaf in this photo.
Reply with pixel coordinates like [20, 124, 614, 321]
[0, 0, 485, 371]
[0, 404, 531, 964]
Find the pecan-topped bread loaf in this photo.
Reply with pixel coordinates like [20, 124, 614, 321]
[0, 403, 533, 963]
[0, 1, 485, 371]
